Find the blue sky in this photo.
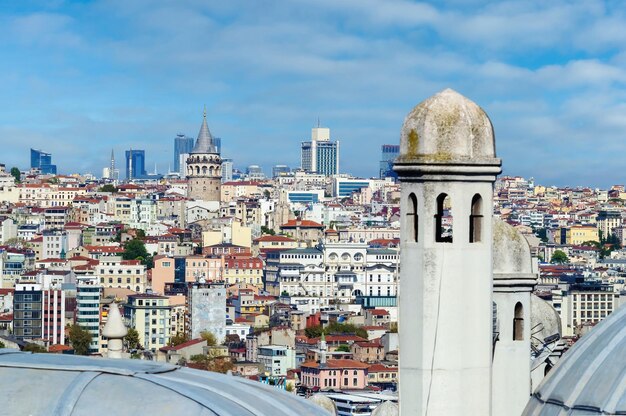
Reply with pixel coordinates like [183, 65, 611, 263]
[1, 0, 626, 187]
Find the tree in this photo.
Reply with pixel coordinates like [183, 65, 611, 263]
[122, 238, 152, 267]
[99, 184, 118, 193]
[169, 332, 190, 347]
[550, 250, 569, 264]
[23, 343, 47, 353]
[304, 322, 368, 340]
[10, 167, 20, 183]
[260, 226, 275, 236]
[69, 324, 92, 355]
[336, 344, 351, 352]
[389, 322, 398, 333]
[200, 330, 218, 346]
[124, 327, 141, 350]
[0, 341, 5, 348]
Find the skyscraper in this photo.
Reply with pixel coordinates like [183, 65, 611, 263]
[379, 144, 400, 179]
[173, 134, 194, 174]
[221, 159, 233, 183]
[272, 164, 290, 178]
[125, 149, 147, 180]
[30, 148, 57, 175]
[300, 125, 339, 176]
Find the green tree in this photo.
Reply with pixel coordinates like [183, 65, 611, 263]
[200, 330, 218, 346]
[69, 324, 93, 355]
[99, 184, 118, 193]
[550, 250, 569, 264]
[304, 322, 368, 340]
[124, 327, 141, 350]
[169, 332, 190, 347]
[122, 238, 152, 267]
[10, 167, 20, 183]
[389, 322, 398, 333]
[260, 226, 275, 236]
[23, 343, 47, 353]
[336, 344, 351, 352]
[0, 341, 6, 348]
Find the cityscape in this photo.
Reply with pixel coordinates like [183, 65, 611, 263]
[2, 2, 626, 416]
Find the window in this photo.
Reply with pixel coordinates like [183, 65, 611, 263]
[513, 302, 524, 341]
[407, 193, 418, 242]
[435, 193, 452, 243]
[470, 194, 483, 243]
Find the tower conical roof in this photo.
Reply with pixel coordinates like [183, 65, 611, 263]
[191, 108, 218, 154]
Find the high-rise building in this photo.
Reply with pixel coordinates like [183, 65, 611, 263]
[221, 159, 233, 183]
[186, 109, 222, 201]
[246, 165, 265, 180]
[76, 279, 101, 354]
[125, 149, 147, 180]
[272, 165, 291, 178]
[379, 144, 399, 179]
[30, 148, 57, 175]
[300, 126, 339, 176]
[13, 283, 43, 341]
[173, 134, 194, 174]
[189, 283, 226, 343]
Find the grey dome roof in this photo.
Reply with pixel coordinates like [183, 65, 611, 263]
[191, 110, 218, 154]
[492, 218, 533, 276]
[0, 351, 330, 416]
[524, 303, 626, 415]
[398, 89, 497, 163]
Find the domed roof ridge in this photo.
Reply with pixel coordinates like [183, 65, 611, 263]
[524, 303, 626, 414]
[0, 352, 328, 415]
[398, 88, 498, 163]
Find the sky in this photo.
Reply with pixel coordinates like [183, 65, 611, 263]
[1, 0, 626, 187]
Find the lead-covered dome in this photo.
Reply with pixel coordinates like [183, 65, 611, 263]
[492, 218, 533, 276]
[398, 89, 497, 163]
[523, 302, 626, 415]
[0, 351, 329, 416]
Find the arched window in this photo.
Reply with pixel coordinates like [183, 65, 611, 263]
[209, 166, 214, 176]
[470, 194, 483, 243]
[513, 302, 524, 341]
[407, 193, 418, 242]
[195, 166, 200, 175]
[201, 166, 207, 175]
[435, 193, 452, 243]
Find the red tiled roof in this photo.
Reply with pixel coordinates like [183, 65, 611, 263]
[281, 219, 324, 228]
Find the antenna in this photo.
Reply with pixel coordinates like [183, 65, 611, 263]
[317, 117, 320, 128]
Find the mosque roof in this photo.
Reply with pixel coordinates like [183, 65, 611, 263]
[191, 109, 219, 154]
[524, 302, 626, 415]
[397, 88, 499, 164]
[0, 350, 329, 415]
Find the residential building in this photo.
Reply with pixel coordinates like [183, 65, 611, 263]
[124, 294, 172, 352]
[258, 345, 296, 376]
[189, 283, 226, 342]
[300, 359, 369, 390]
[13, 283, 43, 341]
[76, 279, 101, 354]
